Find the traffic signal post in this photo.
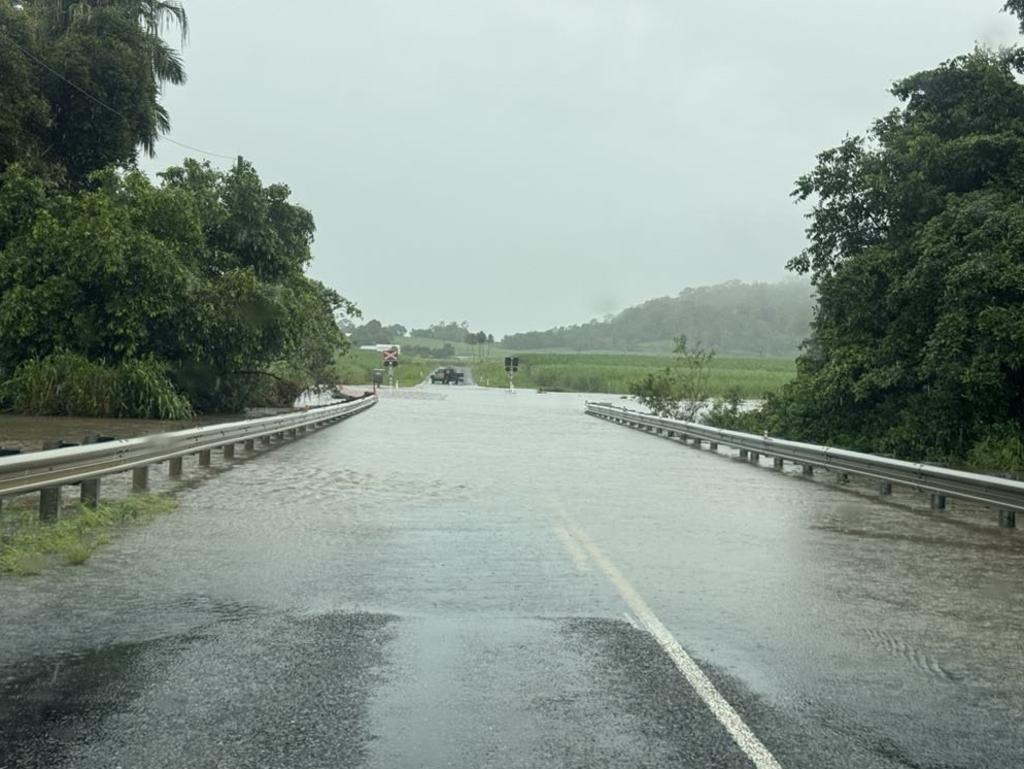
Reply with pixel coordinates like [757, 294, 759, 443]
[504, 356, 519, 393]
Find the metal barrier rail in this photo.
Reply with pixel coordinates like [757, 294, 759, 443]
[585, 402, 1020, 528]
[0, 395, 377, 517]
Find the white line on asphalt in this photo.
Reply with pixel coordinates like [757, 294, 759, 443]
[561, 516, 785, 769]
[552, 523, 591, 572]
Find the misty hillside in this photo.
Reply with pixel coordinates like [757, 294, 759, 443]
[501, 280, 815, 356]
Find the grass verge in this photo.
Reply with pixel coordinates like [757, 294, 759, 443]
[0, 495, 178, 576]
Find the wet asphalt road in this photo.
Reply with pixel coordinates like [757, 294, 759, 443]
[2, 386, 1023, 768]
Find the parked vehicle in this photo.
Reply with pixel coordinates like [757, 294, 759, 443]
[430, 367, 465, 384]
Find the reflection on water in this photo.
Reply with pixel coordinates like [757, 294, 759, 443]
[0, 413, 248, 453]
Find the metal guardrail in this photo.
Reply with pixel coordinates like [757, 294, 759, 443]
[0, 395, 377, 517]
[585, 402, 1020, 527]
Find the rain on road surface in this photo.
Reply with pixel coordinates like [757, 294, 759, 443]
[2, 386, 1022, 768]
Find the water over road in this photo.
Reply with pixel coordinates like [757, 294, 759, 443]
[1, 386, 1022, 768]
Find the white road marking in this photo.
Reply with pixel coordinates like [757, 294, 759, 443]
[552, 523, 591, 572]
[623, 611, 640, 630]
[561, 516, 785, 769]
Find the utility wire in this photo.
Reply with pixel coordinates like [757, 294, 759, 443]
[1, 26, 237, 162]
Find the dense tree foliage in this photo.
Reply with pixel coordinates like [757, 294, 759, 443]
[0, 0, 189, 184]
[0, 1, 356, 416]
[409, 320, 472, 343]
[760, 46, 1024, 469]
[502, 281, 813, 355]
[0, 160, 354, 413]
[348, 319, 406, 346]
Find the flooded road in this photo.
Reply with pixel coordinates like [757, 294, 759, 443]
[1, 386, 1022, 768]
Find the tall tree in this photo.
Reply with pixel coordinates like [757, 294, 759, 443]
[767, 46, 1024, 467]
[1, 0, 188, 182]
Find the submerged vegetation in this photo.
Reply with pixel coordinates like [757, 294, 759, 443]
[0, 495, 178, 575]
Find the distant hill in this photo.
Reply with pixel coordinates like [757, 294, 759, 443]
[501, 280, 815, 356]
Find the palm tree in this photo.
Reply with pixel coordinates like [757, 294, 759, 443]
[24, 0, 189, 156]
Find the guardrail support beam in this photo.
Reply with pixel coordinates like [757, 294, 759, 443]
[132, 466, 149, 492]
[930, 493, 946, 510]
[749, 452, 760, 464]
[738, 449, 749, 460]
[222, 443, 235, 460]
[879, 482, 892, 495]
[198, 449, 211, 467]
[81, 478, 100, 507]
[709, 442, 717, 451]
[168, 457, 183, 478]
[999, 510, 1016, 528]
[773, 457, 784, 470]
[39, 486, 60, 521]
[244, 439, 255, 453]
[802, 464, 814, 476]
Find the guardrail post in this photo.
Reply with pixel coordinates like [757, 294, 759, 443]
[749, 452, 760, 464]
[1, 448, 21, 513]
[199, 449, 211, 467]
[879, 482, 892, 495]
[260, 435, 271, 446]
[244, 439, 255, 453]
[999, 510, 1016, 528]
[222, 443, 235, 461]
[773, 458, 784, 470]
[709, 442, 717, 451]
[132, 466, 149, 492]
[930, 493, 946, 510]
[80, 436, 101, 507]
[802, 464, 814, 476]
[168, 456, 183, 478]
[738, 449, 749, 460]
[39, 440, 62, 521]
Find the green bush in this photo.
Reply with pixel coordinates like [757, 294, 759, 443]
[968, 423, 1024, 475]
[1, 352, 192, 419]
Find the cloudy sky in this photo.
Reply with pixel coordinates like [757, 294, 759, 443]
[143, 1, 1019, 335]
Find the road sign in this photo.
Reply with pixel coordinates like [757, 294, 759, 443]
[383, 348, 399, 365]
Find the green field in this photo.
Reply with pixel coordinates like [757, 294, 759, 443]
[471, 353, 795, 397]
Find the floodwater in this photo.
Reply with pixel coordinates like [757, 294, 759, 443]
[0, 413, 250, 453]
[1, 385, 1022, 768]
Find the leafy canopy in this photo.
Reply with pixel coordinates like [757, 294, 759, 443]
[767, 45, 1024, 467]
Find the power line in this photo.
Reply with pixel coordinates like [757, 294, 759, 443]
[0, 26, 237, 162]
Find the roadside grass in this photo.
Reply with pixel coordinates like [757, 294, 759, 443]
[472, 353, 796, 398]
[0, 495, 178, 576]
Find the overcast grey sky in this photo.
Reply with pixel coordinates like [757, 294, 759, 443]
[143, 1, 1019, 335]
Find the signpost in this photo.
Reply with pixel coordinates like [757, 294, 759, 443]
[382, 347, 399, 390]
[503, 356, 519, 392]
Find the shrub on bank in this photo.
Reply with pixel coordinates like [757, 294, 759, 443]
[1, 352, 193, 420]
